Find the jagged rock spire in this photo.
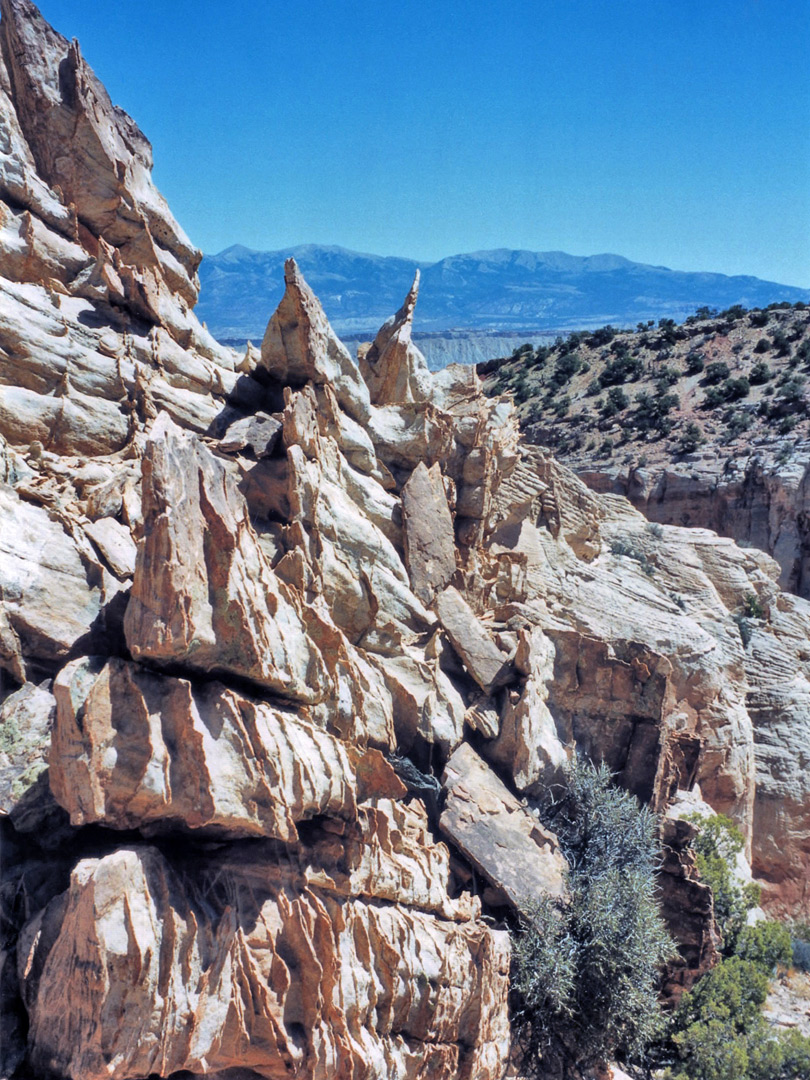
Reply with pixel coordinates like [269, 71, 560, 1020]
[359, 269, 432, 405]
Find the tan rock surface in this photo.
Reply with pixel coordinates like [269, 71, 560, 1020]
[0, 0, 239, 457]
[490, 625, 568, 792]
[51, 656, 357, 840]
[435, 586, 514, 694]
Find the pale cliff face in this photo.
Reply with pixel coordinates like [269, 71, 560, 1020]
[0, 4, 808, 1080]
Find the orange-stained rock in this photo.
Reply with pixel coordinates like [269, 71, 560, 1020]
[358, 270, 431, 406]
[260, 257, 371, 423]
[20, 844, 511, 1080]
[50, 656, 357, 840]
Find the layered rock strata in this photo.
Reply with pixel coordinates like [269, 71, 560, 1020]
[582, 447, 810, 601]
[1, 4, 809, 1080]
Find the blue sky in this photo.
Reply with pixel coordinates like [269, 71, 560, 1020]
[30, 0, 810, 285]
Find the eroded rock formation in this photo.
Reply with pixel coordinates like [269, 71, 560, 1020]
[1, 4, 809, 1079]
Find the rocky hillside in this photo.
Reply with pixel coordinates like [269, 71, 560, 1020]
[480, 306, 810, 599]
[198, 244, 810, 341]
[0, 3, 809, 1080]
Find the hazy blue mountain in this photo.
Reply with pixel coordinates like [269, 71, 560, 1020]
[197, 244, 810, 342]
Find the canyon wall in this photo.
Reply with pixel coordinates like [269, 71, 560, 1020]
[581, 445, 810, 600]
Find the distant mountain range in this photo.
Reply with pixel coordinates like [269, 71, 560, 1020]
[196, 243, 810, 343]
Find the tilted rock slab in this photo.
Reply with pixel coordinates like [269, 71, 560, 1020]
[124, 412, 328, 703]
[435, 586, 513, 694]
[401, 460, 457, 605]
[358, 269, 432, 406]
[440, 743, 567, 910]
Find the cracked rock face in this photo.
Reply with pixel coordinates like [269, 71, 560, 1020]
[1, 4, 809, 1080]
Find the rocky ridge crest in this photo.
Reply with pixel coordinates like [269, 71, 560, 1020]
[0, 4, 809, 1079]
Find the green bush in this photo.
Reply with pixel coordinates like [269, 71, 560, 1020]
[772, 329, 791, 356]
[686, 350, 706, 375]
[723, 376, 750, 401]
[749, 360, 772, 384]
[657, 365, 681, 388]
[754, 337, 771, 353]
[724, 411, 754, 439]
[679, 421, 704, 453]
[510, 761, 674, 1079]
[790, 922, 810, 971]
[685, 814, 760, 952]
[599, 353, 643, 387]
[662, 957, 810, 1080]
[703, 386, 726, 409]
[512, 343, 534, 358]
[704, 361, 731, 385]
[602, 386, 629, 415]
[743, 593, 765, 620]
[588, 325, 617, 347]
[734, 921, 792, 973]
[547, 352, 583, 391]
[634, 390, 679, 434]
[656, 813, 809, 1080]
[610, 537, 655, 574]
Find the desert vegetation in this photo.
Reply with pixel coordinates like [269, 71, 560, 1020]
[481, 302, 810, 464]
